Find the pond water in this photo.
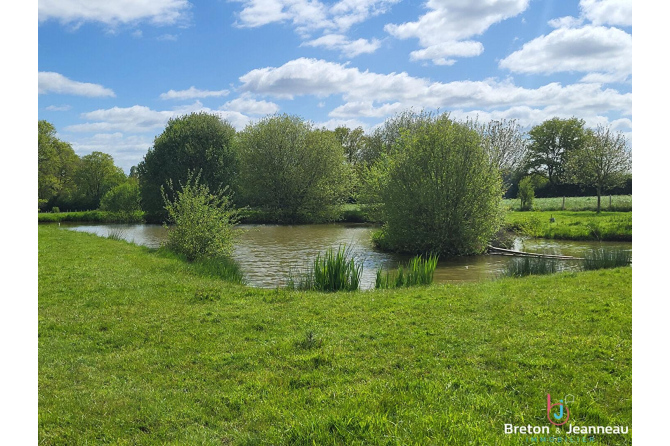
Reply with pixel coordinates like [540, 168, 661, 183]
[62, 223, 632, 290]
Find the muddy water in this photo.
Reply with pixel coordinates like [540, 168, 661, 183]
[63, 223, 632, 290]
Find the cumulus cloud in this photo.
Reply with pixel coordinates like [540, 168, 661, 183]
[39, 72, 116, 97]
[38, 0, 190, 27]
[385, 0, 529, 65]
[45, 105, 72, 111]
[65, 101, 253, 134]
[499, 25, 631, 81]
[580, 0, 631, 27]
[160, 86, 230, 100]
[233, 0, 397, 56]
[302, 34, 381, 57]
[67, 132, 154, 172]
[221, 95, 280, 115]
[239, 58, 631, 116]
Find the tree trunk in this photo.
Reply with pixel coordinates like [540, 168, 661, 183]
[596, 187, 601, 213]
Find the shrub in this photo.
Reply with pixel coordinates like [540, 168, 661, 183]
[100, 181, 141, 213]
[376, 113, 503, 255]
[162, 172, 240, 262]
[518, 176, 535, 211]
[375, 255, 438, 289]
[51, 206, 60, 213]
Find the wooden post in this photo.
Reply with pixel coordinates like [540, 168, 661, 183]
[609, 195, 612, 208]
[562, 196, 565, 210]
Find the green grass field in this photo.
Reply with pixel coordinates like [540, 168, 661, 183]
[39, 225, 631, 444]
[503, 195, 632, 212]
[505, 211, 632, 241]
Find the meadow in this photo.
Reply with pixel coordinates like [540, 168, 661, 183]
[502, 195, 632, 212]
[504, 211, 632, 241]
[39, 225, 631, 445]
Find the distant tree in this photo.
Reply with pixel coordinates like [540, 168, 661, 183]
[517, 176, 535, 211]
[99, 180, 141, 213]
[376, 113, 503, 256]
[568, 125, 632, 212]
[476, 119, 528, 190]
[38, 120, 80, 210]
[74, 152, 126, 209]
[137, 112, 238, 222]
[238, 114, 352, 223]
[526, 117, 587, 186]
[333, 126, 366, 165]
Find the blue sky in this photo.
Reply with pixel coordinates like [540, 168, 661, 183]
[37, 0, 632, 172]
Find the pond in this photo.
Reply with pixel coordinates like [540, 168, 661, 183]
[62, 223, 632, 290]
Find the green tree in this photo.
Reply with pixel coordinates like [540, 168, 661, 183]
[238, 114, 351, 223]
[526, 117, 587, 185]
[568, 125, 632, 212]
[137, 112, 238, 222]
[38, 120, 80, 210]
[74, 152, 126, 209]
[333, 125, 366, 165]
[99, 180, 141, 213]
[377, 113, 503, 256]
[517, 176, 535, 211]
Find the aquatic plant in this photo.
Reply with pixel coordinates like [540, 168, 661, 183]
[287, 245, 362, 292]
[375, 254, 438, 289]
[583, 248, 632, 270]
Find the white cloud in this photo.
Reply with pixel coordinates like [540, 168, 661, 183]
[385, 0, 529, 65]
[233, 0, 396, 56]
[66, 132, 154, 172]
[38, 72, 116, 97]
[157, 33, 178, 41]
[499, 25, 631, 81]
[580, 0, 632, 27]
[239, 58, 631, 117]
[409, 40, 484, 65]
[160, 86, 230, 100]
[548, 16, 584, 29]
[45, 105, 72, 111]
[65, 101, 253, 135]
[302, 34, 381, 57]
[221, 95, 280, 115]
[329, 101, 402, 118]
[38, 0, 190, 27]
[313, 118, 369, 131]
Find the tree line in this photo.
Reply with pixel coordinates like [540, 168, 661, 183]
[38, 111, 631, 253]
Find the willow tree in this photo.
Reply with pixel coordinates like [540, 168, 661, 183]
[377, 113, 503, 256]
[238, 114, 351, 223]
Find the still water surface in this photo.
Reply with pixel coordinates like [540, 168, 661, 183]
[63, 223, 632, 290]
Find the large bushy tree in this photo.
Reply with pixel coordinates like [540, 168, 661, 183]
[475, 118, 528, 190]
[377, 113, 503, 256]
[526, 117, 587, 186]
[38, 120, 80, 211]
[238, 114, 351, 223]
[568, 125, 632, 212]
[137, 112, 238, 222]
[74, 151, 126, 210]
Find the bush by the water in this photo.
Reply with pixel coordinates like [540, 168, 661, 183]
[162, 172, 240, 262]
[518, 176, 535, 211]
[287, 245, 362, 292]
[374, 113, 503, 255]
[375, 254, 438, 289]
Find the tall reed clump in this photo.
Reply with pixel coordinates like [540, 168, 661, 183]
[287, 245, 362, 292]
[375, 254, 438, 289]
[583, 248, 632, 270]
[501, 256, 558, 278]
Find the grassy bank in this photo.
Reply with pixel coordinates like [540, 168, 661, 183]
[38, 210, 145, 223]
[39, 225, 631, 444]
[505, 210, 632, 241]
[503, 195, 632, 212]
